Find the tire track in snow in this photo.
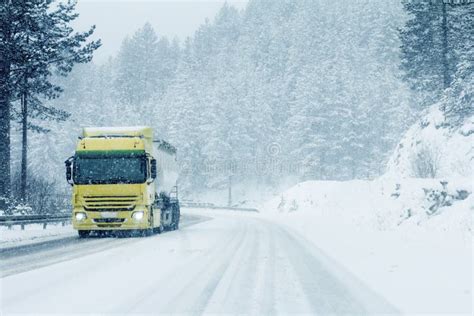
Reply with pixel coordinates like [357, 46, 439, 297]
[278, 226, 367, 314]
[201, 219, 260, 314]
[277, 224, 398, 314]
[124, 218, 248, 314]
[272, 224, 315, 314]
[191, 221, 254, 314]
[253, 221, 276, 315]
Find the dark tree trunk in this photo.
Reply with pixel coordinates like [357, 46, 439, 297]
[20, 33, 30, 202]
[0, 4, 11, 208]
[441, 3, 450, 89]
[0, 63, 11, 208]
[20, 90, 28, 201]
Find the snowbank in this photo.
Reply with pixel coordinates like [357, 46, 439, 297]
[262, 177, 472, 233]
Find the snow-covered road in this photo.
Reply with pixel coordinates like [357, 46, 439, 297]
[1, 209, 396, 315]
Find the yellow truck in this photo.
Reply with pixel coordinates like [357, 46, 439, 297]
[65, 126, 180, 238]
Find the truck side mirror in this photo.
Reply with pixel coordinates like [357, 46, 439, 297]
[65, 157, 74, 186]
[150, 159, 157, 180]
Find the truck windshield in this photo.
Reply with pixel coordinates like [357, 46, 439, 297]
[73, 155, 147, 185]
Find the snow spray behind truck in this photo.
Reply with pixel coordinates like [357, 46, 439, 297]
[65, 126, 180, 238]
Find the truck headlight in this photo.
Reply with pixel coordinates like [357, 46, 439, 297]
[75, 212, 87, 221]
[132, 211, 144, 221]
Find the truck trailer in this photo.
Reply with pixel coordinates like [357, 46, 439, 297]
[65, 126, 180, 238]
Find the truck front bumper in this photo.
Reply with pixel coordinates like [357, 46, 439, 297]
[72, 207, 151, 231]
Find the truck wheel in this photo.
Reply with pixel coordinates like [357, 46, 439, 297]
[173, 206, 180, 230]
[142, 228, 153, 237]
[171, 215, 179, 230]
[78, 230, 90, 238]
[176, 208, 180, 229]
[157, 225, 164, 234]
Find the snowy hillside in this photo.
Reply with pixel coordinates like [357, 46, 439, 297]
[386, 105, 473, 179]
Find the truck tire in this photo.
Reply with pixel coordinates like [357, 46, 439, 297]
[173, 215, 180, 230]
[78, 230, 90, 238]
[171, 204, 180, 230]
[142, 228, 153, 237]
[157, 225, 164, 234]
[176, 204, 180, 230]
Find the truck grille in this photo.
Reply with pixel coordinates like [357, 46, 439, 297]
[93, 218, 126, 223]
[82, 195, 138, 211]
[96, 223, 123, 228]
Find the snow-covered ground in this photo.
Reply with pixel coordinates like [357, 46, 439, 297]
[1, 223, 76, 250]
[1, 199, 471, 314]
[261, 179, 472, 314]
[0, 208, 397, 315]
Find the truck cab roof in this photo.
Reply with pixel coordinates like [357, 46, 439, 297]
[82, 126, 153, 139]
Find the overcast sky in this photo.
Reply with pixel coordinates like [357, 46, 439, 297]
[74, 0, 248, 64]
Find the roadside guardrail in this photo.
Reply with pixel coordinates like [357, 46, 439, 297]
[0, 214, 71, 230]
[0, 202, 258, 231]
[181, 202, 258, 212]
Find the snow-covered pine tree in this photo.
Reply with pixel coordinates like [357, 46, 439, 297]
[439, 3, 474, 127]
[440, 60, 474, 127]
[399, 0, 473, 109]
[115, 23, 159, 108]
[156, 0, 414, 186]
[0, 0, 100, 207]
[114, 23, 180, 126]
[0, 0, 14, 206]
[162, 38, 205, 193]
